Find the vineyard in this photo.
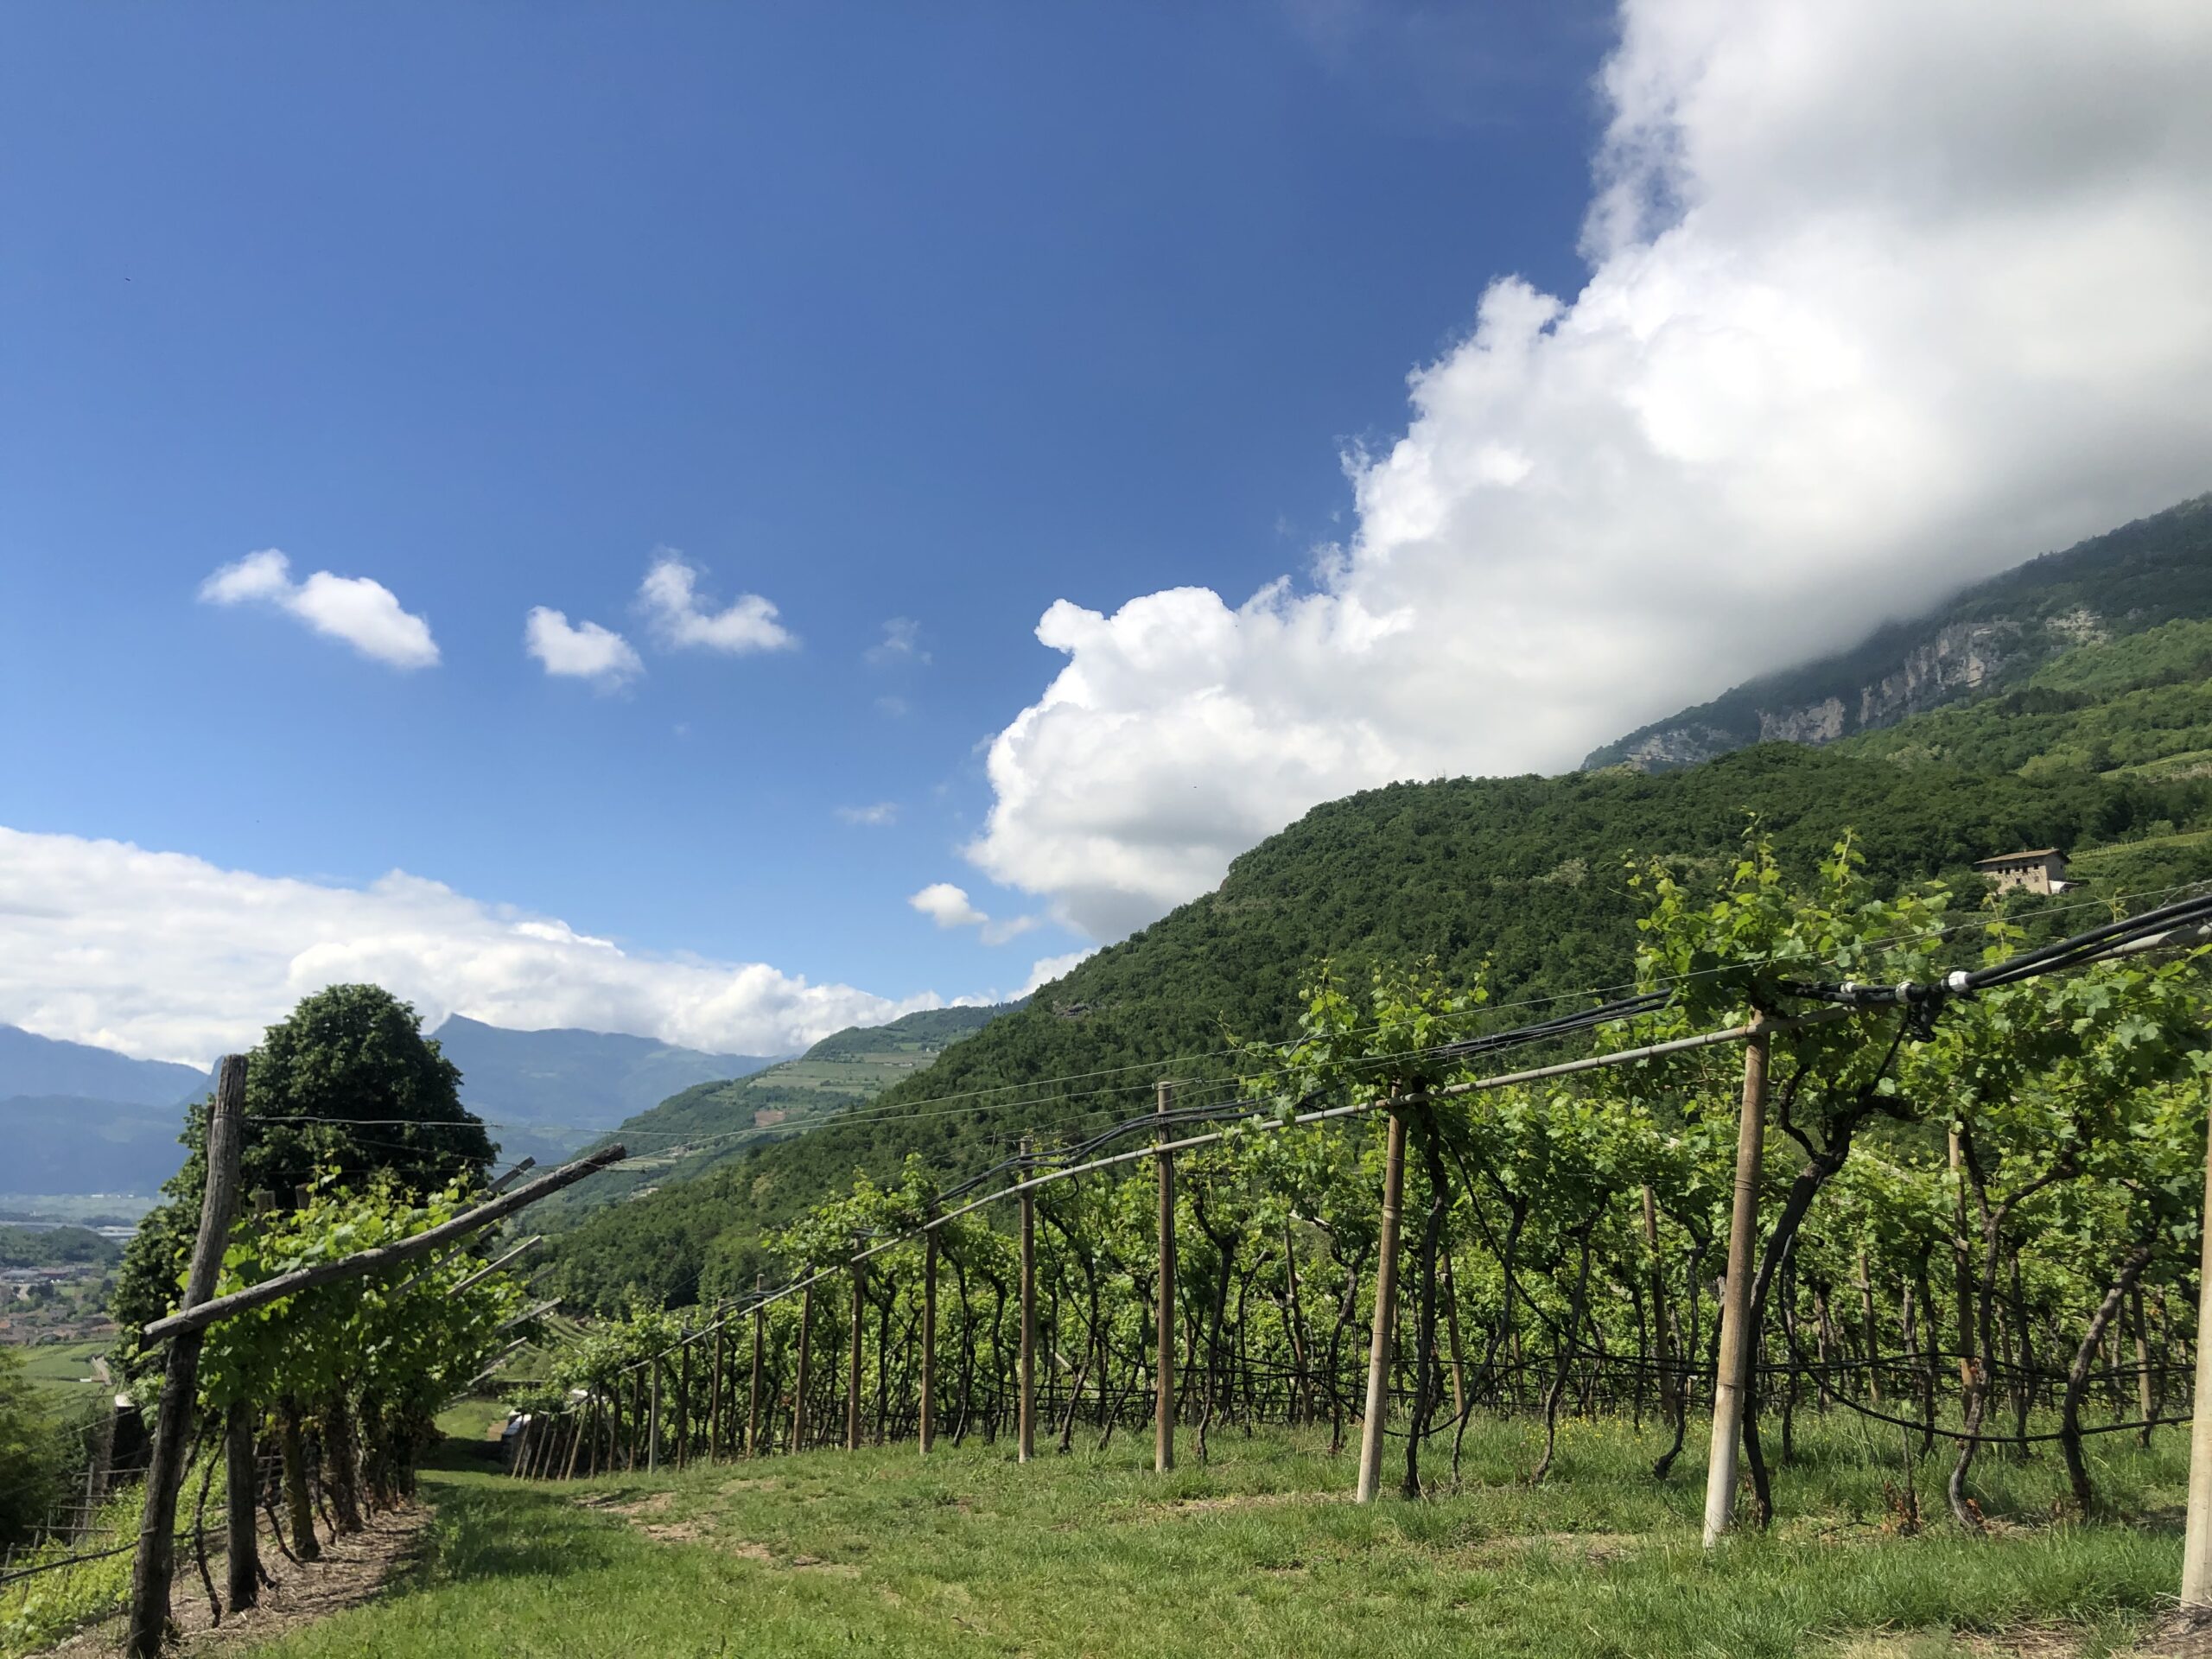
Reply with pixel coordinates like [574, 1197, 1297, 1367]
[492, 842, 2212, 1633]
[5, 836, 2211, 1656]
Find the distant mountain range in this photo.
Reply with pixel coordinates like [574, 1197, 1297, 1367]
[538, 1005, 1008, 1236]
[1583, 494, 2212, 772]
[0, 1014, 783, 1200]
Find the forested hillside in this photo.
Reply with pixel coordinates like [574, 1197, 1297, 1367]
[1585, 493, 2212, 770]
[548, 737, 2212, 1312]
[537, 1005, 1006, 1225]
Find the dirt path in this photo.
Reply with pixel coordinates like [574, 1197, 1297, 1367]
[47, 1505, 433, 1657]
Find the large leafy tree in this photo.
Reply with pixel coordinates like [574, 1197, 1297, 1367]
[111, 984, 497, 1367]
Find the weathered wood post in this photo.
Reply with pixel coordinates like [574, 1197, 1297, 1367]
[709, 1312, 726, 1460]
[127, 1053, 244, 1659]
[1155, 1083, 1177, 1474]
[1704, 1014, 1772, 1548]
[224, 1401, 258, 1612]
[846, 1245, 866, 1452]
[648, 1358, 662, 1474]
[792, 1279, 815, 1452]
[920, 1222, 939, 1455]
[1355, 1102, 1408, 1503]
[1643, 1184, 1676, 1426]
[747, 1274, 765, 1456]
[2179, 1076, 2212, 1607]
[677, 1326, 692, 1470]
[1019, 1135, 1038, 1464]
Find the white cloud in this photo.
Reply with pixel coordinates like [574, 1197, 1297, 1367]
[0, 826, 940, 1065]
[865, 618, 931, 668]
[524, 607, 643, 688]
[1020, 950, 1096, 998]
[970, 0, 2212, 940]
[909, 882, 988, 930]
[906, 881, 1040, 945]
[199, 550, 440, 671]
[835, 803, 899, 827]
[639, 551, 796, 655]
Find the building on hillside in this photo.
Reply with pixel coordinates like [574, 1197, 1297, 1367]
[1972, 848, 2069, 894]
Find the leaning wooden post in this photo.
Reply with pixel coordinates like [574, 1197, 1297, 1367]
[1018, 1135, 1038, 1464]
[1355, 1100, 1409, 1503]
[127, 1054, 244, 1659]
[747, 1274, 765, 1456]
[2179, 1074, 2212, 1607]
[792, 1279, 815, 1452]
[845, 1245, 866, 1452]
[1703, 1013, 1772, 1548]
[1155, 1083, 1178, 1473]
[920, 1221, 939, 1455]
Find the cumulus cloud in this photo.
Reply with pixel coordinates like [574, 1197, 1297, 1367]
[0, 826, 938, 1065]
[198, 550, 439, 670]
[865, 618, 931, 668]
[639, 551, 796, 654]
[524, 607, 643, 688]
[970, 0, 2212, 939]
[907, 882, 1039, 945]
[835, 803, 899, 827]
[1020, 950, 1096, 998]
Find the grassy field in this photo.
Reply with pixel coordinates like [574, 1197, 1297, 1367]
[10, 1338, 111, 1403]
[235, 1412, 2191, 1658]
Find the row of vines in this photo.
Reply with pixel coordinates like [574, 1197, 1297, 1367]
[516, 838, 2210, 1538]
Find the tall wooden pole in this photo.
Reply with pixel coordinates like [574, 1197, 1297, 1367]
[224, 1401, 258, 1612]
[1154, 1083, 1177, 1474]
[846, 1247, 866, 1452]
[709, 1313, 726, 1460]
[648, 1358, 662, 1473]
[1704, 1015, 1771, 1548]
[128, 1055, 245, 1659]
[920, 1224, 938, 1455]
[677, 1327, 692, 1470]
[792, 1280, 815, 1452]
[1018, 1135, 1038, 1464]
[1643, 1184, 1676, 1425]
[747, 1274, 765, 1456]
[2179, 1079, 2212, 1606]
[1356, 1105, 1408, 1503]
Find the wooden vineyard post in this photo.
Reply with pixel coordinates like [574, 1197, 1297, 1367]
[1643, 1184, 1676, 1426]
[1704, 1014, 1771, 1548]
[127, 1053, 244, 1659]
[709, 1313, 726, 1461]
[1155, 1082, 1177, 1474]
[2181, 1075, 2212, 1607]
[792, 1279, 815, 1453]
[1019, 1135, 1037, 1464]
[846, 1246, 866, 1452]
[920, 1223, 938, 1455]
[224, 1400, 258, 1613]
[672, 1336, 690, 1478]
[1355, 1103, 1408, 1503]
[748, 1274, 765, 1456]
[648, 1359, 662, 1474]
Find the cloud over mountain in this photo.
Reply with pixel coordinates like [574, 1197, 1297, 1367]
[969, 0, 2212, 938]
[0, 826, 936, 1065]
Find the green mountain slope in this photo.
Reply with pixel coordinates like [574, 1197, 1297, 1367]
[428, 1014, 780, 1170]
[538, 1006, 1007, 1228]
[549, 741, 2212, 1313]
[1585, 493, 2212, 771]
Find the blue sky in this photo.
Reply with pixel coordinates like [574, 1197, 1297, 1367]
[5, 2, 2209, 1062]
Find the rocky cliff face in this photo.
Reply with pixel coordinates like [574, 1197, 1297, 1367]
[1581, 494, 2211, 773]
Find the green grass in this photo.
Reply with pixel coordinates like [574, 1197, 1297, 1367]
[238, 1413, 2190, 1658]
[10, 1338, 111, 1402]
